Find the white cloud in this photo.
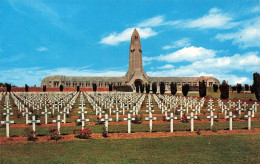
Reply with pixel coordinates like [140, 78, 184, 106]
[182, 8, 237, 29]
[157, 64, 174, 69]
[157, 46, 216, 62]
[216, 17, 260, 48]
[146, 51, 259, 85]
[36, 47, 48, 52]
[187, 51, 260, 72]
[162, 38, 191, 50]
[138, 16, 164, 27]
[100, 27, 157, 45]
[252, 6, 260, 12]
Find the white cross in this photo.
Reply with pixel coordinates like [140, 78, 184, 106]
[60, 107, 69, 123]
[123, 113, 135, 133]
[41, 106, 51, 124]
[3, 108, 13, 117]
[28, 115, 40, 132]
[53, 115, 64, 134]
[1, 116, 14, 137]
[245, 111, 253, 130]
[145, 113, 156, 132]
[177, 106, 185, 119]
[77, 117, 90, 130]
[206, 109, 217, 130]
[113, 107, 122, 122]
[187, 112, 197, 131]
[22, 108, 32, 124]
[101, 114, 112, 133]
[166, 112, 178, 132]
[226, 111, 236, 131]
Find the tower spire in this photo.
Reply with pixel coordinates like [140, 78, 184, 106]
[125, 29, 148, 85]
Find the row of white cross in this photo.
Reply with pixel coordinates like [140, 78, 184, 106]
[0, 92, 259, 137]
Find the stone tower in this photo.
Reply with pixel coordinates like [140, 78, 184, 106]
[125, 29, 148, 86]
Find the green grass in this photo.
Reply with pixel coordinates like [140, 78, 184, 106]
[1, 134, 259, 163]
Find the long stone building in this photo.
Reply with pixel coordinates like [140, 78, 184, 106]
[41, 29, 219, 90]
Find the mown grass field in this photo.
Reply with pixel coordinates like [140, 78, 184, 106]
[1, 134, 260, 163]
[0, 91, 259, 163]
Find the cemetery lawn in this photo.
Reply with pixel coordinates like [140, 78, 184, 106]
[1, 134, 260, 163]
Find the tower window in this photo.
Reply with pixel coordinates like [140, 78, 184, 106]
[135, 36, 138, 40]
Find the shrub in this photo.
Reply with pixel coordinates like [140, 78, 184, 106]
[145, 83, 150, 94]
[49, 128, 62, 141]
[181, 113, 189, 123]
[220, 80, 229, 99]
[152, 82, 157, 94]
[109, 84, 113, 92]
[102, 126, 108, 138]
[250, 85, 256, 93]
[244, 84, 249, 91]
[25, 84, 29, 92]
[212, 125, 218, 132]
[43, 85, 46, 92]
[196, 129, 201, 135]
[132, 114, 143, 124]
[160, 82, 165, 95]
[6, 83, 11, 92]
[253, 72, 260, 101]
[25, 128, 38, 141]
[59, 85, 63, 92]
[213, 84, 218, 92]
[236, 83, 242, 93]
[231, 86, 237, 92]
[73, 127, 92, 139]
[170, 82, 177, 96]
[199, 80, 207, 97]
[96, 116, 104, 125]
[16, 110, 23, 118]
[182, 84, 189, 96]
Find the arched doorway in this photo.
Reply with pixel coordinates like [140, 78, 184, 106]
[134, 79, 142, 93]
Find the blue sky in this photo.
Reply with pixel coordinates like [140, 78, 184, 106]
[0, 0, 259, 86]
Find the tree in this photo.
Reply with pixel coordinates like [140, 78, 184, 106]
[43, 85, 46, 92]
[145, 83, 150, 94]
[170, 82, 177, 96]
[253, 72, 260, 101]
[199, 80, 207, 97]
[6, 83, 11, 92]
[160, 82, 165, 94]
[59, 85, 64, 92]
[140, 84, 144, 93]
[213, 84, 218, 92]
[231, 86, 237, 92]
[182, 84, 189, 96]
[236, 83, 242, 93]
[250, 85, 256, 93]
[77, 86, 80, 92]
[220, 80, 229, 99]
[92, 83, 97, 92]
[244, 84, 249, 91]
[109, 84, 113, 92]
[25, 84, 29, 92]
[152, 82, 157, 94]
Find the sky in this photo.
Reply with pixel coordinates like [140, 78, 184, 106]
[0, 0, 260, 87]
